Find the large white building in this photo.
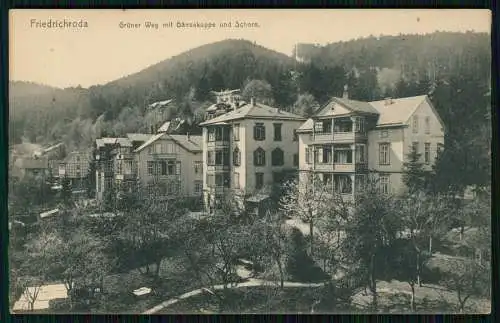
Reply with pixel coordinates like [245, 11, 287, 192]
[296, 93, 445, 200]
[199, 97, 306, 214]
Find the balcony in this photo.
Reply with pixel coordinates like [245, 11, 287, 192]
[150, 152, 177, 159]
[115, 173, 137, 181]
[206, 140, 230, 148]
[206, 165, 231, 172]
[313, 132, 367, 144]
[314, 163, 366, 173]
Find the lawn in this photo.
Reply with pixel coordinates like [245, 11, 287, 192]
[157, 286, 355, 314]
[351, 279, 490, 314]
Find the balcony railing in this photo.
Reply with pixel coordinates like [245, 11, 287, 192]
[313, 132, 367, 143]
[206, 165, 231, 172]
[207, 140, 230, 148]
[313, 162, 368, 173]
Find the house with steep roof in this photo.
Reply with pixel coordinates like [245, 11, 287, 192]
[134, 132, 203, 200]
[199, 98, 306, 214]
[296, 87, 445, 198]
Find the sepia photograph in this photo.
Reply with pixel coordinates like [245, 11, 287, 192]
[8, 9, 492, 314]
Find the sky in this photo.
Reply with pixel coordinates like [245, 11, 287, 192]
[10, 9, 491, 89]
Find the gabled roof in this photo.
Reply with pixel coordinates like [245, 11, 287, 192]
[134, 133, 202, 153]
[96, 137, 132, 148]
[126, 133, 152, 143]
[148, 99, 173, 109]
[16, 158, 48, 169]
[297, 118, 314, 132]
[297, 95, 434, 132]
[317, 97, 379, 117]
[169, 135, 202, 152]
[369, 95, 428, 126]
[157, 121, 171, 133]
[200, 102, 306, 126]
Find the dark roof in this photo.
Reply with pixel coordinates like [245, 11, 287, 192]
[200, 102, 305, 126]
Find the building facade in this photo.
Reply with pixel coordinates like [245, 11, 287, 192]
[297, 93, 445, 198]
[134, 133, 203, 200]
[200, 98, 306, 214]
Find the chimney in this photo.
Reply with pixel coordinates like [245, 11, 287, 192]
[251, 97, 255, 106]
[342, 84, 349, 99]
[384, 97, 393, 105]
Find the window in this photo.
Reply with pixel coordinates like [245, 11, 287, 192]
[233, 148, 241, 166]
[167, 161, 176, 175]
[147, 161, 154, 175]
[208, 128, 215, 142]
[354, 117, 365, 133]
[412, 116, 419, 133]
[355, 144, 366, 163]
[215, 173, 230, 188]
[233, 172, 240, 189]
[322, 146, 333, 164]
[314, 121, 323, 133]
[207, 151, 215, 166]
[194, 161, 202, 174]
[437, 143, 444, 155]
[424, 143, 431, 164]
[254, 123, 266, 141]
[379, 143, 390, 165]
[334, 145, 353, 164]
[207, 174, 215, 187]
[255, 173, 264, 189]
[254, 148, 266, 166]
[425, 117, 431, 134]
[271, 148, 284, 166]
[194, 181, 203, 194]
[161, 161, 168, 175]
[293, 130, 298, 141]
[293, 153, 299, 166]
[380, 130, 389, 138]
[412, 141, 419, 154]
[273, 123, 282, 141]
[380, 174, 390, 194]
[305, 147, 312, 164]
[155, 142, 162, 154]
[233, 124, 240, 141]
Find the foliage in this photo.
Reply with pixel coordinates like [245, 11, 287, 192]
[402, 145, 430, 194]
[342, 176, 401, 310]
[291, 93, 319, 117]
[279, 172, 334, 255]
[241, 79, 274, 105]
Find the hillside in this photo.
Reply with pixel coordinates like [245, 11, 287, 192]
[8, 33, 492, 189]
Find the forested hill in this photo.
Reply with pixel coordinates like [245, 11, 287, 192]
[9, 33, 491, 189]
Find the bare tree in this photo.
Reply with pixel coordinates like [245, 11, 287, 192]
[280, 172, 331, 256]
[397, 191, 450, 286]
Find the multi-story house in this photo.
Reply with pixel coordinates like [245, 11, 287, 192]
[297, 91, 445, 200]
[205, 89, 244, 120]
[49, 150, 92, 190]
[134, 133, 203, 200]
[200, 98, 306, 214]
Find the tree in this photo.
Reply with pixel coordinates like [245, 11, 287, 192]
[60, 176, 73, 207]
[389, 238, 430, 312]
[402, 144, 429, 194]
[342, 176, 401, 310]
[122, 190, 186, 277]
[279, 172, 331, 256]
[432, 257, 490, 313]
[251, 210, 289, 288]
[241, 79, 274, 105]
[291, 93, 319, 117]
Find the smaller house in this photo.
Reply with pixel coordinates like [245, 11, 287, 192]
[13, 157, 49, 179]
